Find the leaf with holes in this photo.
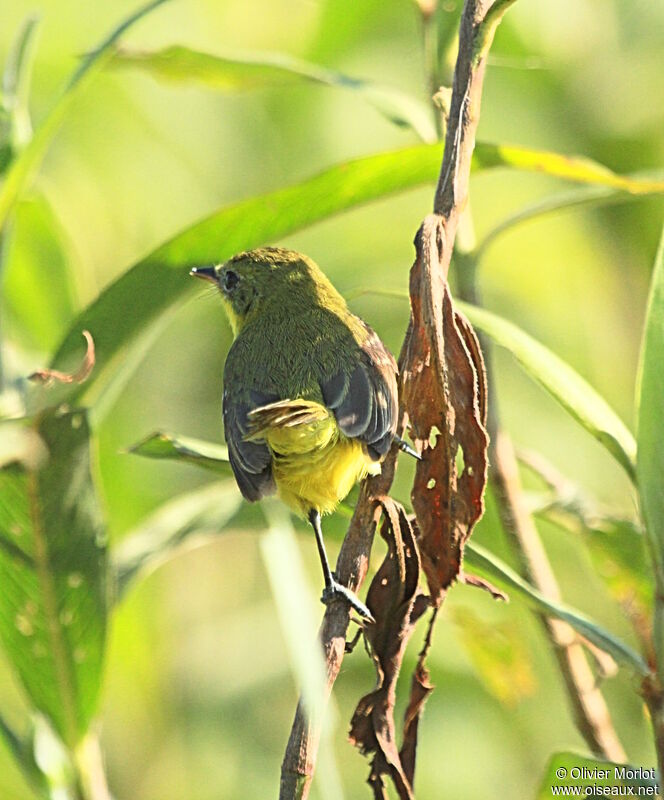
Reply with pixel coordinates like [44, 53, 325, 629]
[0, 409, 107, 747]
[401, 216, 489, 600]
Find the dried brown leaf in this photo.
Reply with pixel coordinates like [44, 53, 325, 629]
[399, 625, 435, 786]
[29, 331, 95, 385]
[349, 498, 429, 800]
[402, 214, 489, 600]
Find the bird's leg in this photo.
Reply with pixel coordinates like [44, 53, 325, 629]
[307, 508, 374, 623]
[393, 434, 421, 461]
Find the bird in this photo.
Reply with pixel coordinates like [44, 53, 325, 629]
[191, 247, 404, 621]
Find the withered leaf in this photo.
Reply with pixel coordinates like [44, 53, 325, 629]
[349, 497, 429, 800]
[401, 214, 489, 601]
[29, 331, 95, 385]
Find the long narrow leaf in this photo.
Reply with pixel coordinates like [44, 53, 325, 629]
[347, 289, 637, 480]
[473, 144, 664, 194]
[0, 15, 41, 170]
[110, 45, 437, 143]
[0, 409, 107, 747]
[457, 301, 637, 480]
[49, 143, 441, 396]
[464, 542, 648, 676]
[0, 715, 47, 795]
[473, 171, 664, 262]
[128, 431, 231, 475]
[0, 0, 171, 229]
[636, 222, 664, 585]
[259, 501, 345, 800]
[51, 142, 664, 406]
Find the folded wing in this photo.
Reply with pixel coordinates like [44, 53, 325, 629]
[320, 323, 398, 460]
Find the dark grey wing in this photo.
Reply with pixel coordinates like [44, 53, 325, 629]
[222, 385, 277, 502]
[320, 323, 398, 461]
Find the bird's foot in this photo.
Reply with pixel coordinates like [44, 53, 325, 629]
[321, 577, 375, 623]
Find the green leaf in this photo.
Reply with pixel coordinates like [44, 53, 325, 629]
[0, 409, 108, 747]
[3, 195, 79, 354]
[464, 542, 649, 676]
[259, 501, 346, 800]
[129, 431, 231, 475]
[113, 481, 242, 598]
[50, 142, 664, 407]
[49, 142, 441, 397]
[536, 751, 658, 799]
[449, 606, 536, 706]
[528, 494, 651, 617]
[0, 0, 171, 230]
[474, 182, 643, 263]
[457, 301, 637, 480]
[0, 715, 48, 796]
[109, 44, 438, 143]
[636, 222, 664, 585]
[473, 144, 664, 195]
[0, 15, 41, 171]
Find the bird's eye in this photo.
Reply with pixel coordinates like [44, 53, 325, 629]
[223, 269, 239, 292]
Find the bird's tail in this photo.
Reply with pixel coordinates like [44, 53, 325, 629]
[245, 398, 329, 440]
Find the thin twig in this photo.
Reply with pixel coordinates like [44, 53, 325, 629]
[279, 1, 513, 796]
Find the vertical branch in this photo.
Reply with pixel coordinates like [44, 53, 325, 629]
[279, 0, 515, 797]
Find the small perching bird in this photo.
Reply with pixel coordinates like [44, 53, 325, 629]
[191, 247, 400, 620]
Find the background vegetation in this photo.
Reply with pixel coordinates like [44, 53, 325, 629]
[0, 0, 663, 798]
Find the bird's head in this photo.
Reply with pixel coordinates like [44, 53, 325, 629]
[190, 247, 343, 334]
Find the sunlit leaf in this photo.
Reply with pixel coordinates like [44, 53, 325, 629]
[464, 542, 649, 676]
[128, 431, 231, 475]
[50, 142, 664, 408]
[0, 0, 171, 230]
[457, 301, 637, 480]
[536, 751, 657, 799]
[113, 481, 242, 598]
[109, 45, 438, 143]
[0, 409, 107, 747]
[636, 223, 664, 588]
[50, 143, 442, 398]
[473, 144, 664, 195]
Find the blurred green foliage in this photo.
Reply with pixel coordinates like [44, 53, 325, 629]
[0, 0, 663, 798]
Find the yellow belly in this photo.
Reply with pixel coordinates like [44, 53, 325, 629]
[264, 413, 380, 516]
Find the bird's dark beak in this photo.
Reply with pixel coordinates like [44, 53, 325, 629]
[190, 265, 218, 284]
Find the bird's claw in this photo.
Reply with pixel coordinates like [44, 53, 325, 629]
[321, 579, 375, 623]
